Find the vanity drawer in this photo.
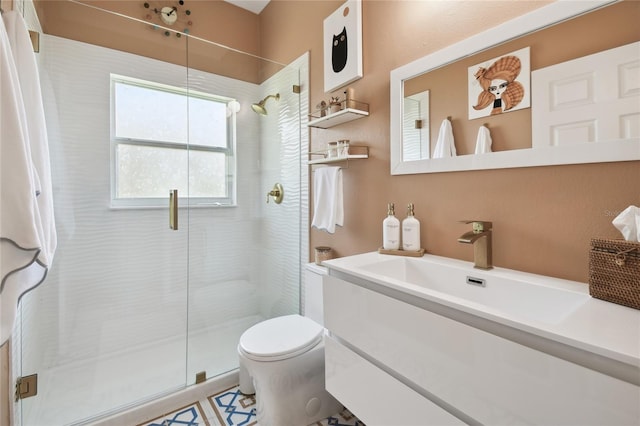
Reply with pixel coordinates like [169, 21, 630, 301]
[324, 335, 464, 426]
[323, 275, 640, 425]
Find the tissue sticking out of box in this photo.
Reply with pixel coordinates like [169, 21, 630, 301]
[612, 205, 640, 242]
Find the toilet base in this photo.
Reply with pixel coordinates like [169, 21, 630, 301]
[238, 360, 255, 395]
[238, 340, 341, 426]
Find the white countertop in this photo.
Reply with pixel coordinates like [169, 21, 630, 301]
[323, 252, 640, 373]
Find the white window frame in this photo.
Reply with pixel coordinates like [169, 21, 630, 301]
[110, 74, 237, 208]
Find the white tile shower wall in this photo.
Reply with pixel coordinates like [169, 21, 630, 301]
[21, 34, 265, 374]
[257, 55, 309, 320]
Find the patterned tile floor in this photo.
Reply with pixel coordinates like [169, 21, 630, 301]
[209, 387, 256, 426]
[140, 401, 211, 426]
[139, 385, 365, 426]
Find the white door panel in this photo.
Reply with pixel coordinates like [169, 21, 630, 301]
[532, 42, 640, 147]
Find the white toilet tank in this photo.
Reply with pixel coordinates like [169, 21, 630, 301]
[304, 263, 327, 326]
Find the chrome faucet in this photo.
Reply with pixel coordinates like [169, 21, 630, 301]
[458, 220, 493, 270]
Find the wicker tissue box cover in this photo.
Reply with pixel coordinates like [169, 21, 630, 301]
[589, 238, 640, 310]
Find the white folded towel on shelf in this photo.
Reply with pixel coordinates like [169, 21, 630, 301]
[311, 166, 343, 234]
[433, 118, 457, 158]
[474, 125, 493, 154]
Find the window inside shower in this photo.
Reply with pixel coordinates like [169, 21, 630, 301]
[110, 75, 236, 208]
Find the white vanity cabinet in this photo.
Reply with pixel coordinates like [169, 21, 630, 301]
[324, 336, 464, 426]
[323, 274, 640, 425]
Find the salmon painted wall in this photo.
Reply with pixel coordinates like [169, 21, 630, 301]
[27, 0, 640, 283]
[34, 0, 263, 82]
[260, 0, 640, 283]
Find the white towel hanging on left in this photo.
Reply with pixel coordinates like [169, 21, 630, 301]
[311, 166, 343, 234]
[0, 11, 57, 344]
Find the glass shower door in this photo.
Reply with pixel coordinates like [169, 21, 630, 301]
[183, 36, 304, 385]
[16, 6, 191, 424]
[15, 1, 307, 423]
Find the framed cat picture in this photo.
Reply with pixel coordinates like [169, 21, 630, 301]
[323, 0, 363, 93]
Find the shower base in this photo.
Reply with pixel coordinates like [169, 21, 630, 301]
[19, 315, 262, 426]
[96, 371, 240, 426]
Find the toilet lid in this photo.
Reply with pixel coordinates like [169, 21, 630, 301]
[239, 315, 323, 361]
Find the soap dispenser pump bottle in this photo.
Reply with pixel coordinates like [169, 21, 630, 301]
[402, 203, 421, 251]
[383, 203, 400, 250]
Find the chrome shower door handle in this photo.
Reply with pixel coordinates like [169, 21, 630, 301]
[169, 189, 178, 230]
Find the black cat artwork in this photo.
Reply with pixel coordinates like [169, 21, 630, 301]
[332, 26, 348, 73]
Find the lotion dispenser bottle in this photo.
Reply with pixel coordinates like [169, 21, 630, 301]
[402, 203, 421, 251]
[383, 203, 400, 250]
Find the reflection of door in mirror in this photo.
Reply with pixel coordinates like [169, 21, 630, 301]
[402, 90, 430, 161]
[532, 41, 640, 148]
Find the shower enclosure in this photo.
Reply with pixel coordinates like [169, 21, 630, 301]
[13, 1, 308, 424]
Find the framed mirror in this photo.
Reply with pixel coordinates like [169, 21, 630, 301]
[390, 0, 640, 175]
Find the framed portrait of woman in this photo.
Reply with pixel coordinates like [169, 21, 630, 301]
[468, 47, 531, 119]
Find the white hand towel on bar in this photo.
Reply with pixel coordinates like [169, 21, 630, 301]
[474, 125, 493, 154]
[311, 166, 343, 234]
[433, 118, 457, 158]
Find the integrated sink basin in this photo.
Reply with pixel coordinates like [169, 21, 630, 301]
[323, 251, 640, 374]
[357, 256, 590, 325]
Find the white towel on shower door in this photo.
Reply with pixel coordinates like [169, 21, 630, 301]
[311, 167, 343, 234]
[0, 11, 55, 344]
[433, 118, 457, 158]
[4, 11, 56, 267]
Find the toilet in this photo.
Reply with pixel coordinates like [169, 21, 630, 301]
[237, 263, 342, 426]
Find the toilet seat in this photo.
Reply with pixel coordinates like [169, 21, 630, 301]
[239, 314, 323, 362]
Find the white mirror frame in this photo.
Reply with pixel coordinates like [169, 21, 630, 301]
[390, 0, 640, 175]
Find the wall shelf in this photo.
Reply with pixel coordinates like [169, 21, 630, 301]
[308, 100, 369, 129]
[308, 145, 369, 165]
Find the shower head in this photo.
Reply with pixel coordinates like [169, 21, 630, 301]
[252, 93, 280, 115]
